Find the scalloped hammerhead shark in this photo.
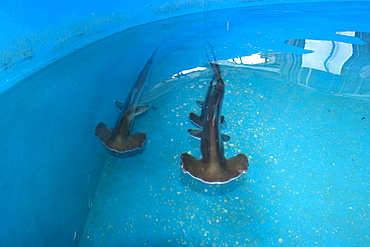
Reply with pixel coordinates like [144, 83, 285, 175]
[181, 46, 249, 184]
[95, 46, 159, 154]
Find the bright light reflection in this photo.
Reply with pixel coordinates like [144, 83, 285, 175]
[172, 67, 207, 78]
[227, 53, 266, 65]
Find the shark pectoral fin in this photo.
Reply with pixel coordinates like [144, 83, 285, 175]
[135, 105, 149, 115]
[226, 153, 249, 177]
[188, 129, 202, 139]
[196, 100, 204, 108]
[221, 134, 231, 142]
[95, 122, 114, 143]
[221, 115, 225, 124]
[114, 100, 125, 112]
[105, 132, 147, 153]
[189, 112, 203, 127]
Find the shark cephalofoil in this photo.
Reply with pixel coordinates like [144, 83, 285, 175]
[95, 47, 159, 154]
[181, 49, 249, 184]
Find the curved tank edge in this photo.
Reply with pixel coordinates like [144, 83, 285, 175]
[0, 0, 368, 94]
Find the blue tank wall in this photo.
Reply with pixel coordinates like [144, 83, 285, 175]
[0, 0, 368, 247]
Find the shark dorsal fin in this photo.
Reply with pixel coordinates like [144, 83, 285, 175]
[196, 100, 204, 108]
[221, 133, 230, 142]
[189, 112, 202, 127]
[188, 129, 202, 139]
[135, 105, 149, 115]
[188, 129, 230, 142]
[114, 100, 125, 112]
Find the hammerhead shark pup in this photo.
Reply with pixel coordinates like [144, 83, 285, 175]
[181, 50, 249, 184]
[95, 47, 159, 153]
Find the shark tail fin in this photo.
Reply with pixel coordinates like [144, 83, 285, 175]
[105, 132, 147, 153]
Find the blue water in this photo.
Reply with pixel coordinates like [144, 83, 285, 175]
[1, 2, 369, 247]
[78, 2, 370, 246]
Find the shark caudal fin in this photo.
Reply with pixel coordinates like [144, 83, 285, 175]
[181, 153, 249, 184]
[95, 122, 146, 153]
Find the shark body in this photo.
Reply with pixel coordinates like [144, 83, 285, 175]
[181, 52, 249, 184]
[95, 47, 158, 153]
